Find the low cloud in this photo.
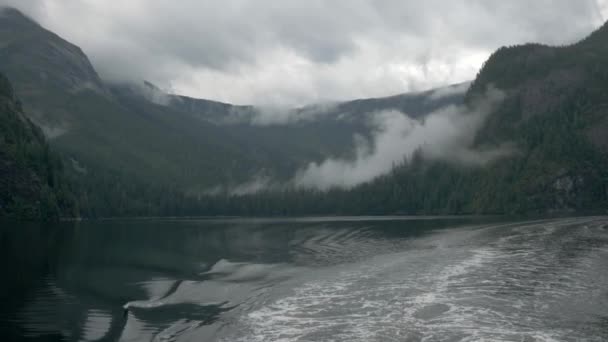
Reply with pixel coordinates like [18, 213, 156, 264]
[294, 86, 508, 190]
[427, 81, 471, 100]
[247, 102, 340, 126]
[229, 175, 274, 196]
[203, 175, 278, 196]
[184, 102, 342, 126]
[134, 81, 175, 106]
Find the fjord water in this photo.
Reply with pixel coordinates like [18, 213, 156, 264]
[2, 217, 608, 341]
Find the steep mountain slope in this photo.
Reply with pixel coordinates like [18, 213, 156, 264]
[460, 21, 608, 212]
[0, 73, 76, 219]
[0, 7, 465, 209]
[0, 7, 106, 128]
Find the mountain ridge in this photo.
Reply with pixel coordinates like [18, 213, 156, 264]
[3, 6, 605, 217]
[0, 7, 468, 217]
[0, 7, 466, 123]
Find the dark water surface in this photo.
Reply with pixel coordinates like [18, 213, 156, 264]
[2, 216, 608, 341]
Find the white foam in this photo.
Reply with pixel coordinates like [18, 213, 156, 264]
[81, 309, 112, 341]
[222, 246, 505, 341]
[219, 217, 604, 342]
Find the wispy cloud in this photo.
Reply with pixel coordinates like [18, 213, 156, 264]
[427, 82, 471, 101]
[293, 86, 509, 190]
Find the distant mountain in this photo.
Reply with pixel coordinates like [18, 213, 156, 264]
[0, 73, 76, 219]
[0, 7, 466, 216]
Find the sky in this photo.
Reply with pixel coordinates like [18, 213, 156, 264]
[3, 0, 608, 106]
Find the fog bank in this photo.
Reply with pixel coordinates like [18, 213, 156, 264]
[294, 87, 508, 190]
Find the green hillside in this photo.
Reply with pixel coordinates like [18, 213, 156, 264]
[0, 73, 77, 219]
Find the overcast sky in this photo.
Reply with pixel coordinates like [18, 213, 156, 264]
[3, 1, 608, 106]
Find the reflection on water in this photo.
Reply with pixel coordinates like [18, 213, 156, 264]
[1, 217, 608, 341]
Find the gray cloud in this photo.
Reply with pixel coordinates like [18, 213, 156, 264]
[229, 175, 274, 196]
[428, 82, 471, 101]
[203, 174, 278, 196]
[129, 82, 175, 106]
[293, 86, 509, 190]
[227, 102, 340, 126]
[1, 0, 607, 105]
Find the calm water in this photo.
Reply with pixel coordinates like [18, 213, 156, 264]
[1, 216, 608, 341]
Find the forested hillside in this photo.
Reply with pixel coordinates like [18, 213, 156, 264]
[0, 73, 77, 219]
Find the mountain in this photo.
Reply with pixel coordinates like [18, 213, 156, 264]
[4, 5, 606, 217]
[460, 21, 608, 213]
[3, 6, 607, 217]
[0, 73, 77, 219]
[195, 21, 608, 216]
[0, 7, 106, 126]
[0, 7, 466, 216]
